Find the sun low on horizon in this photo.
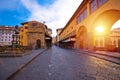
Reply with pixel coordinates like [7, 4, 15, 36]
[95, 26, 104, 33]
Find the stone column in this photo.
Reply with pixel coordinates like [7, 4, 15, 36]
[74, 37, 80, 49]
[87, 32, 94, 51]
[118, 39, 120, 53]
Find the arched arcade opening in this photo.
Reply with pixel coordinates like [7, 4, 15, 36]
[91, 9, 120, 51]
[76, 26, 88, 49]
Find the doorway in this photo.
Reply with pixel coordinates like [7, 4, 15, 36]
[36, 39, 41, 49]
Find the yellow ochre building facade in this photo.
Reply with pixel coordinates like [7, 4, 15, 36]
[20, 21, 52, 49]
[58, 0, 120, 50]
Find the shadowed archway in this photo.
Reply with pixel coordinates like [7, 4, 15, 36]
[77, 26, 88, 49]
[36, 39, 41, 49]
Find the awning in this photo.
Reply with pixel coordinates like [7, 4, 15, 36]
[45, 37, 51, 40]
[62, 38, 75, 42]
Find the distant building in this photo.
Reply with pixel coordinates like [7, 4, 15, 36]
[20, 21, 52, 49]
[110, 28, 120, 48]
[52, 36, 57, 44]
[47, 28, 52, 36]
[56, 28, 63, 46]
[56, 28, 63, 42]
[0, 26, 14, 46]
[95, 28, 120, 51]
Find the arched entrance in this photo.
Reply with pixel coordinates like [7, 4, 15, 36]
[36, 39, 41, 49]
[91, 9, 120, 51]
[77, 26, 88, 49]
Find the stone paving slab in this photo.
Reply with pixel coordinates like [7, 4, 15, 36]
[95, 51, 120, 58]
[79, 49, 120, 64]
[87, 52, 120, 64]
[84, 50, 120, 58]
[0, 49, 46, 80]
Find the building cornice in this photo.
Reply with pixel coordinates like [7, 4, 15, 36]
[59, 0, 88, 36]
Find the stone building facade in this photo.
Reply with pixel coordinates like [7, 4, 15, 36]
[20, 21, 52, 49]
[0, 26, 14, 46]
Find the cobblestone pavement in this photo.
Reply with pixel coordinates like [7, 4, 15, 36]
[6, 46, 120, 80]
[77, 49, 120, 64]
[94, 51, 120, 59]
[0, 49, 45, 80]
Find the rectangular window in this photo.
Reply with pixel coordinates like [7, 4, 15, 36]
[83, 8, 87, 19]
[6, 31, 7, 34]
[98, 0, 107, 7]
[77, 14, 84, 24]
[21, 36, 23, 39]
[90, 0, 97, 13]
[25, 26, 28, 29]
[77, 15, 81, 24]
[32, 23, 37, 26]
[79, 14, 82, 22]
[77, 8, 87, 24]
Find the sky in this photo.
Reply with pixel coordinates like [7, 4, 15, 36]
[0, 0, 83, 36]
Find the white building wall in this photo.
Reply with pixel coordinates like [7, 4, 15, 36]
[0, 27, 14, 46]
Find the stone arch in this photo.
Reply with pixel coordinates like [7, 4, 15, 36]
[91, 9, 120, 50]
[76, 25, 88, 49]
[91, 9, 120, 33]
